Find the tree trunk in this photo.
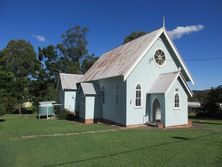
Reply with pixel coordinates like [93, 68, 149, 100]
[19, 105, 22, 114]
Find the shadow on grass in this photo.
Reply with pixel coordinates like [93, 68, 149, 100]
[192, 121, 222, 126]
[0, 119, 5, 122]
[44, 132, 220, 167]
[189, 115, 222, 120]
[172, 136, 190, 140]
[44, 141, 187, 167]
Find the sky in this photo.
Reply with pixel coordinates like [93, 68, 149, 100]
[0, 0, 222, 90]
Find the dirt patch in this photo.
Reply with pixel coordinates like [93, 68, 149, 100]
[20, 128, 123, 140]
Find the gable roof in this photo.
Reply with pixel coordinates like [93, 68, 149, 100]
[80, 83, 97, 95]
[59, 73, 83, 90]
[81, 27, 194, 84]
[148, 71, 192, 97]
[81, 28, 162, 82]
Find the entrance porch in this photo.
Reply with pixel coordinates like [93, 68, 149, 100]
[146, 93, 165, 127]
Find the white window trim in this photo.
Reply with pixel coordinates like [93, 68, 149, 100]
[153, 48, 167, 68]
[134, 83, 142, 108]
[174, 92, 180, 110]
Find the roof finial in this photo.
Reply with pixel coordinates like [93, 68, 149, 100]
[162, 16, 165, 28]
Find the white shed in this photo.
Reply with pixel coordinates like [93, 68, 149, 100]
[58, 73, 83, 112]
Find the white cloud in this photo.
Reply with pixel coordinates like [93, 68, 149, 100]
[168, 25, 204, 39]
[31, 34, 46, 42]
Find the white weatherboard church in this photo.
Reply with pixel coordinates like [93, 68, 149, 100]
[58, 23, 194, 127]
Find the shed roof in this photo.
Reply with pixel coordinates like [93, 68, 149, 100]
[60, 73, 83, 90]
[81, 27, 194, 84]
[149, 71, 178, 94]
[148, 71, 192, 97]
[80, 83, 97, 95]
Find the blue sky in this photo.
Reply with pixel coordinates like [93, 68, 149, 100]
[0, 0, 222, 90]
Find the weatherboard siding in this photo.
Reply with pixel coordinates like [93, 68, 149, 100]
[165, 79, 188, 127]
[64, 91, 76, 112]
[97, 76, 126, 125]
[126, 37, 179, 125]
[85, 96, 95, 119]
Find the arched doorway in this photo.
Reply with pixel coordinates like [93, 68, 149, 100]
[153, 98, 161, 122]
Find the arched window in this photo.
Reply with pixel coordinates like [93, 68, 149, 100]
[174, 93, 179, 108]
[135, 84, 141, 107]
[101, 86, 105, 104]
[115, 85, 120, 105]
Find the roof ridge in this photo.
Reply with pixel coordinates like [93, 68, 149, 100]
[82, 27, 163, 82]
[97, 27, 163, 59]
[60, 73, 83, 76]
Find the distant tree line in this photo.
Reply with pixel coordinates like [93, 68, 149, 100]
[191, 85, 222, 117]
[0, 26, 98, 115]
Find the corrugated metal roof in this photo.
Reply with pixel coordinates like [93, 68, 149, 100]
[148, 71, 192, 96]
[60, 73, 83, 90]
[81, 28, 162, 82]
[148, 71, 179, 94]
[81, 83, 97, 95]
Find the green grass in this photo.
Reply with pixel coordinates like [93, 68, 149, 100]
[0, 114, 222, 167]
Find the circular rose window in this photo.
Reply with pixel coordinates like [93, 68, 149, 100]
[154, 49, 166, 66]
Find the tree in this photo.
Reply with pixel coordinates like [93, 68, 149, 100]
[123, 31, 146, 44]
[0, 40, 37, 114]
[38, 45, 60, 81]
[81, 54, 98, 73]
[14, 77, 29, 114]
[29, 80, 58, 103]
[58, 26, 89, 73]
[189, 90, 208, 103]
[0, 71, 17, 113]
[0, 40, 38, 78]
[57, 57, 80, 74]
[28, 45, 59, 104]
[0, 26, 97, 114]
[203, 85, 222, 114]
[0, 89, 6, 115]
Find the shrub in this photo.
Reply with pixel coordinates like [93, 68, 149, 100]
[0, 103, 6, 115]
[202, 85, 222, 115]
[57, 109, 77, 120]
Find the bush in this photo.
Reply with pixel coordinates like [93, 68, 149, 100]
[196, 111, 222, 119]
[21, 105, 37, 114]
[202, 85, 222, 114]
[57, 109, 77, 120]
[0, 103, 6, 115]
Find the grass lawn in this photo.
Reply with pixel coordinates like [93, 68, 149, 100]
[0, 114, 222, 167]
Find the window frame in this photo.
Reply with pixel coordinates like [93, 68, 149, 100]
[135, 83, 142, 108]
[153, 49, 166, 67]
[174, 93, 180, 109]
